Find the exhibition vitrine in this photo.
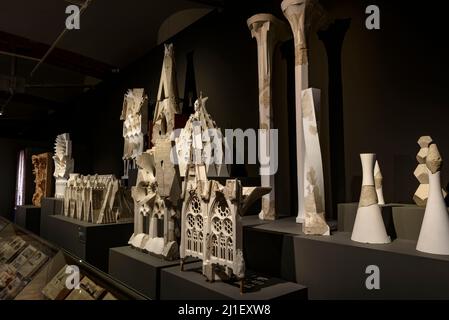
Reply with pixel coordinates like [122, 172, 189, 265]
[0, 217, 145, 300]
[1, 0, 449, 301]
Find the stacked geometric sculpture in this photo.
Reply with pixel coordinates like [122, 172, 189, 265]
[128, 43, 182, 260]
[53, 133, 74, 199]
[416, 143, 449, 255]
[63, 174, 133, 224]
[413, 136, 447, 206]
[120, 89, 148, 179]
[31, 152, 53, 207]
[281, 0, 329, 234]
[179, 95, 270, 292]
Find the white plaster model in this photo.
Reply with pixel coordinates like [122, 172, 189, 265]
[128, 43, 182, 260]
[351, 154, 391, 244]
[416, 144, 449, 255]
[175, 94, 229, 178]
[179, 96, 270, 293]
[120, 89, 148, 178]
[374, 160, 385, 205]
[247, 13, 289, 221]
[53, 133, 74, 199]
[152, 43, 181, 145]
[32, 152, 53, 207]
[413, 136, 447, 206]
[128, 147, 181, 260]
[128, 151, 157, 249]
[282, 0, 327, 226]
[301, 89, 329, 235]
[63, 174, 133, 224]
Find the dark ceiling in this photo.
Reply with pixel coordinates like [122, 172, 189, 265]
[0, 0, 219, 134]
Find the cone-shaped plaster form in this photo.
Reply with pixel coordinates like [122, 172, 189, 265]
[416, 144, 449, 255]
[374, 160, 385, 205]
[351, 154, 391, 244]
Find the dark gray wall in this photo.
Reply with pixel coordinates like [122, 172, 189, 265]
[1, 0, 448, 221]
[69, 1, 449, 219]
[317, 0, 449, 203]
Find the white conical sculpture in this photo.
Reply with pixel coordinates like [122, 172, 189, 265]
[351, 154, 391, 244]
[374, 160, 385, 205]
[416, 144, 449, 255]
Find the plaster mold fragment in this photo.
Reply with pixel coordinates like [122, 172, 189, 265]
[63, 174, 133, 224]
[32, 152, 53, 207]
[53, 133, 74, 199]
[374, 160, 385, 205]
[120, 88, 148, 178]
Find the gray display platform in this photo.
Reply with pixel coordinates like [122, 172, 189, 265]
[250, 217, 303, 235]
[160, 261, 308, 300]
[46, 215, 133, 272]
[15, 205, 41, 235]
[244, 217, 303, 282]
[337, 203, 413, 237]
[293, 232, 449, 299]
[392, 205, 425, 241]
[240, 214, 271, 228]
[40, 197, 63, 240]
[109, 246, 197, 299]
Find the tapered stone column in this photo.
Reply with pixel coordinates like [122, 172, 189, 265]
[247, 13, 289, 220]
[282, 0, 309, 223]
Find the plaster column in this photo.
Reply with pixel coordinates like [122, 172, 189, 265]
[247, 13, 289, 220]
[282, 0, 309, 223]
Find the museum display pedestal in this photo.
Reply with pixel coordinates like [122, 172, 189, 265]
[15, 205, 41, 235]
[244, 217, 304, 282]
[392, 205, 426, 241]
[40, 197, 64, 240]
[337, 203, 413, 236]
[46, 215, 133, 272]
[160, 261, 308, 300]
[292, 232, 449, 299]
[339, 203, 447, 241]
[109, 246, 196, 299]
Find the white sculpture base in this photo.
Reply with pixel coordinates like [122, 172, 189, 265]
[144, 237, 179, 260]
[55, 178, 67, 199]
[416, 170, 449, 255]
[351, 205, 391, 244]
[129, 233, 149, 249]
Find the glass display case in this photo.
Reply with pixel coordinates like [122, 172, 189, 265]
[0, 218, 147, 300]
